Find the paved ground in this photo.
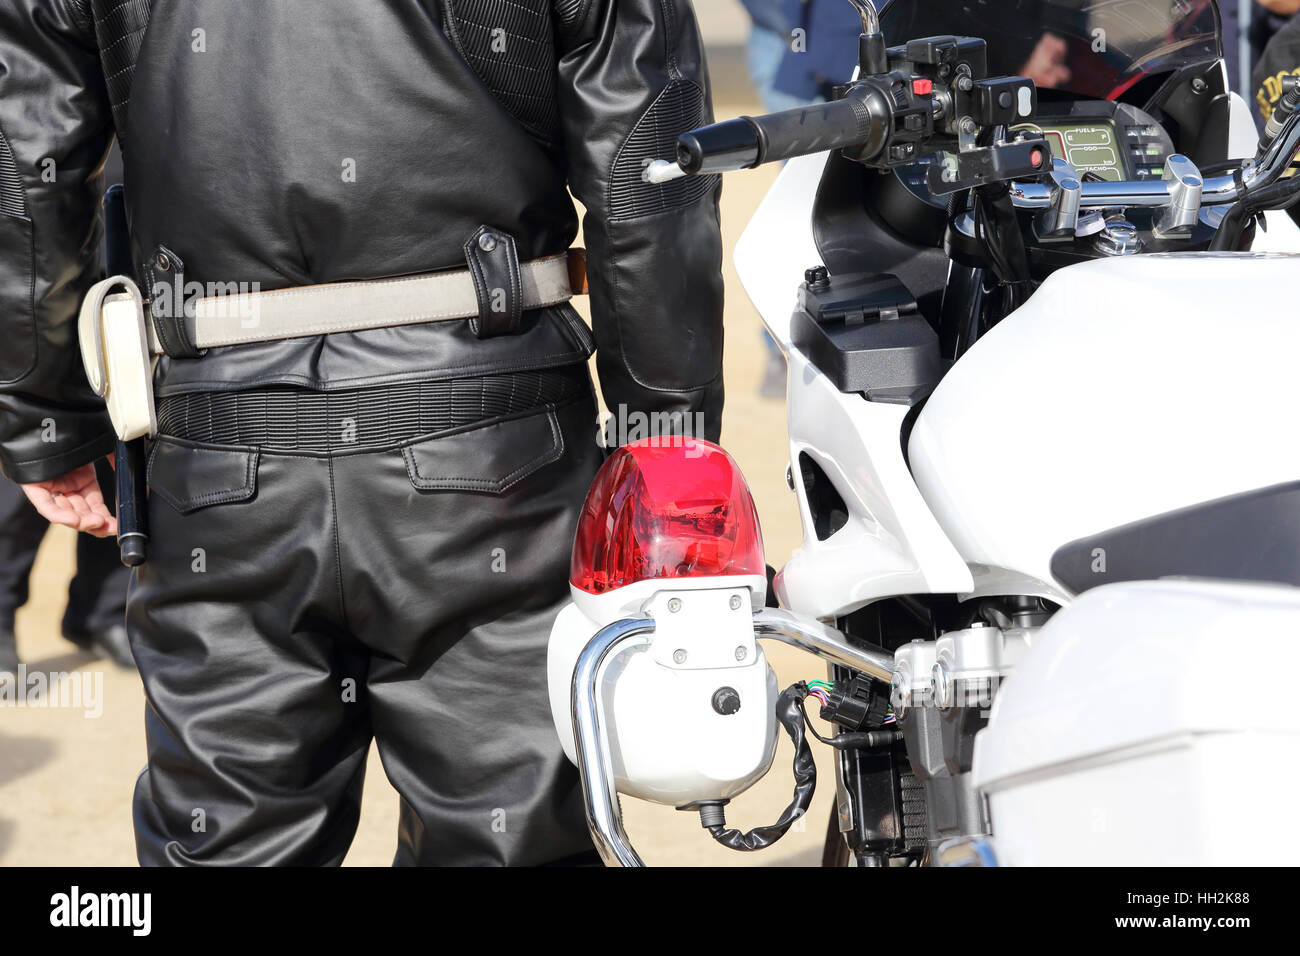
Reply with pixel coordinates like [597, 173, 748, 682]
[0, 2, 842, 867]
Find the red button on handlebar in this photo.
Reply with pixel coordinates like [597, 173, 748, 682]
[1030, 148, 1044, 167]
[912, 78, 933, 96]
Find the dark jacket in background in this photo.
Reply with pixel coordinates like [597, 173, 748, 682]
[1250, 13, 1300, 226]
[772, 0, 862, 101]
[1252, 13, 1300, 123]
[740, 0, 790, 34]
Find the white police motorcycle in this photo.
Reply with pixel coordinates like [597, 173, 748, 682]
[548, 0, 1300, 866]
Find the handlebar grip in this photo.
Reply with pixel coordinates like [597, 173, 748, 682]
[677, 96, 881, 175]
[676, 118, 761, 175]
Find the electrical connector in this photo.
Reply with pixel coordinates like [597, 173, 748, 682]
[818, 675, 892, 730]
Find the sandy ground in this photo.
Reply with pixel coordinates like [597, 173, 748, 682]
[0, 3, 841, 867]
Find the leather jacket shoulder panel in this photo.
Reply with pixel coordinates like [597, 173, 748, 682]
[443, 0, 562, 149]
[85, 0, 153, 145]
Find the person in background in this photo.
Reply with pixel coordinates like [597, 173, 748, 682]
[1251, 9, 1300, 227]
[770, 0, 864, 105]
[0, 470, 133, 676]
[741, 0, 811, 112]
[1253, 7, 1300, 123]
[740, 0, 862, 398]
[1251, 0, 1300, 65]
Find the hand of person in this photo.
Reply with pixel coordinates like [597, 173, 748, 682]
[22, 462, 118, 538]
[1259, 0, 1300, 17]
[1021, 32, 1072, 90]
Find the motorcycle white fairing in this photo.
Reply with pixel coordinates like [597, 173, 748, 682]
[909, 252, 1300, 603]
[974, 579, 1300, 866]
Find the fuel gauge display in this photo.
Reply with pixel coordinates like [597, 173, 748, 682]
[1017, 121, 1125, 182]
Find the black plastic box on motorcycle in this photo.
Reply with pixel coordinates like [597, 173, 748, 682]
[885, 35, 987, 80]
[792, 271, 943, 405]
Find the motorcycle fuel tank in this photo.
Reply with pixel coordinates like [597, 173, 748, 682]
[908, 252, 1300, 603]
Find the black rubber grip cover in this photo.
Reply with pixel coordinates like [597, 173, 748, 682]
[676, 118, 761, 175]
[747, 96, 877, 165]
[677, 96, 880, 175]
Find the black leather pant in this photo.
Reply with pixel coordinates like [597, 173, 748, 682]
[128, 386, 602, 865]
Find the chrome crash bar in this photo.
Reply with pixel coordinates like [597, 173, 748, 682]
[752, 607, 895, 682]
[571, 608, 894, 867]
[570, 616, 655, 868]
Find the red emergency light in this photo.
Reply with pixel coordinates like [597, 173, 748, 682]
[570, 437, 765, 595]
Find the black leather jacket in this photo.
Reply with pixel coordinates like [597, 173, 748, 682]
[0, 0, 724, 484]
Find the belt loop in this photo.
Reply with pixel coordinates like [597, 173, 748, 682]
[463, 225, 523, 339]
[146, 245, 205, 359]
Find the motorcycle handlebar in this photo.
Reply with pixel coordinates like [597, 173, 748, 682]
[1009, 102, 1300, 212]
[656, 77, 1300, 225]
[676, 96, 880, 176]
[1008, 173, 1240, 210]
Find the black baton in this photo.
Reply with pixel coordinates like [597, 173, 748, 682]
[103, 184, 149, 567]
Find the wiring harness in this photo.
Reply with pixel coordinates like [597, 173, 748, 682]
[692, 683, 817, 851]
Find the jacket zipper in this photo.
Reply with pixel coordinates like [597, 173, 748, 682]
[0, 129, 28, 219]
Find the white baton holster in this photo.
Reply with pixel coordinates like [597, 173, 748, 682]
[77, 275, 158, 442]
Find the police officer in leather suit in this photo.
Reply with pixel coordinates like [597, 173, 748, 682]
[0, 0, 723, 866]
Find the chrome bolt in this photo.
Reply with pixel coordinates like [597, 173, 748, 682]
[667, 597, 682, 613]
[734, 646, 748, 662]
[154, 253, 171, 271]
[931, 661, 952, 711]
[958, 116, 977, 135]
[673, 649, 688, 664]
[478, 232, 499, 253]
[729, 594, 742, 611]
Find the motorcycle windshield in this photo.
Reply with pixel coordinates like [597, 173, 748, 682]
[879, 0, 1222, 101]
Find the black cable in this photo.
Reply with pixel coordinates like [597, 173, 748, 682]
[795, 690, 902, 751]
[699, 683, 817, 851]
[1208, 172, 1300, 251]
[1199, 159, 1246, 176]
[973, 182, 1032, 317]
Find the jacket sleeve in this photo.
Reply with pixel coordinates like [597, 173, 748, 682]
[0, 0, 115, 484]
[555, 0, 725, 443]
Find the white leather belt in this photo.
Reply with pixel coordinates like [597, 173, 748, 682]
[79, 250, 587, 441]
[146, 250, 581, 354]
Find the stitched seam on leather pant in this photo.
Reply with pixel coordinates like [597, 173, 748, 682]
[326, 453, 348, 630]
